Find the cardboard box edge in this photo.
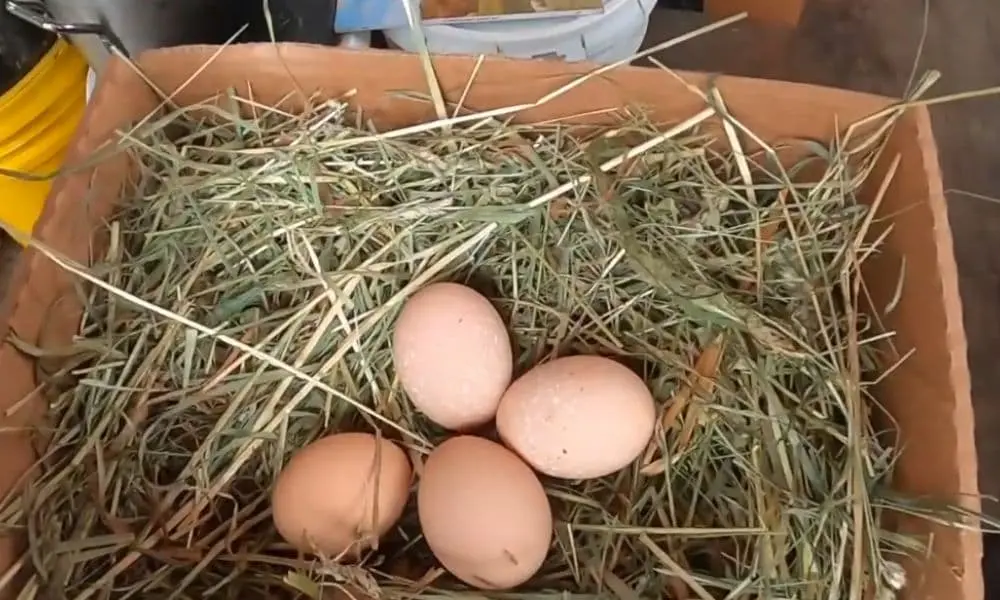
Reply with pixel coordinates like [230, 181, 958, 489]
[913, 104, 984, 600]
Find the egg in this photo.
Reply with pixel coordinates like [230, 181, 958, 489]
[417, 436, 552, 589]
[496, 355, 656, 479]
[392, 282, 513, 431]
[272, 432, 411, 557]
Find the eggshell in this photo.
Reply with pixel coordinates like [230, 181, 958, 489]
[496, 355, 656, 479]
[272, 433, 411, 556]
[418, 436, 552, 589]
[393, 282, 513, 431]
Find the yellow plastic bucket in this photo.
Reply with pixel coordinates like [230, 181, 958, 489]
[0, 39, 88, 240]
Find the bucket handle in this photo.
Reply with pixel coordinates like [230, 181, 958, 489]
[4, 0, 129, 58]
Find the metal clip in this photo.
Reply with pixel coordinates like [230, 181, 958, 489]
[4, 0, 129, 57]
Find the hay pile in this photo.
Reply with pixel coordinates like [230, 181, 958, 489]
[0, 58, 977, 600]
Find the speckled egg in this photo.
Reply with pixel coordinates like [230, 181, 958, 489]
[496, 355, 656, 479]
[272, 433, 412, 557]
[392, 282, 513, 431]
[417, 436, 552, 589]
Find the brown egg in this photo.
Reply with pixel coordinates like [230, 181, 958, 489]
[496, 355, 656, 479]
[392, 282, 513, 431]
[272, 433, 411, 557]
[417, 436, 552, 589]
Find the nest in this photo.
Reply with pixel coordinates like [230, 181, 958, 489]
[0, 49, 980, 600]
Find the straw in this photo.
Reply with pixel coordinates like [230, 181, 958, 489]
[0, 50, 992, 600]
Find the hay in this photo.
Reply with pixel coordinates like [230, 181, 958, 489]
[0, 57, 983, 600]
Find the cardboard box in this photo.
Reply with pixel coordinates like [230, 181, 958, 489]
[0, 45, 982, 599]
[705, 0, 805, 28]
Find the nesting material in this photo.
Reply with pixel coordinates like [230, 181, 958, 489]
[0, 61, 983, 600]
